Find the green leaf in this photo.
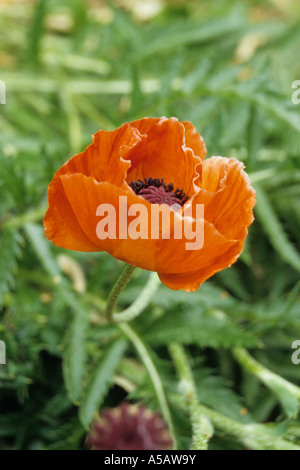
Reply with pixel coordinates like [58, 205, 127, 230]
[79, 338, 127, 428]
[233, 348, 300, 418]
[24, 223, 60, 278]
[134, 15, 245, 60]
[265, 375, 299, 418]
[260, 171, 300, 191]
[27, 0, 47, 64]
[62, 291, 89, 404]
[194, 364, 254, 423]
[144, 311, 258, 348]
[0, 228, 22, 306]
[24, 223, 89, 403]
[254, 186, 300, 272]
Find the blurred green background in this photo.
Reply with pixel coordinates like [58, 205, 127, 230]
[0, 0, 300, 450]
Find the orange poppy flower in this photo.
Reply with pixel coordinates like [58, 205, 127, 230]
[43, 117, 256, 292]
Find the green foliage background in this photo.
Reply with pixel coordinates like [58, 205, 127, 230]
[0, 0, 300, 450]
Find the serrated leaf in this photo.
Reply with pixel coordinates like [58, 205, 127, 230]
[24, 222, 89, 403]
[254, 186, 300, 272]
[144, 312, 258, 348]
[79, 338, 127, 428]
[194, 367, 253, 423]
[0, 228, 22, 306]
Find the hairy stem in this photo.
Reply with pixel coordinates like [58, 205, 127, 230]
[196, 404, 300, 450]
[169, 343, 213, 450]
[233, 347, 300, 402]
[170, 345, 300, 450]
[113, 272, 160, 323]
[105, 264, 136, 322]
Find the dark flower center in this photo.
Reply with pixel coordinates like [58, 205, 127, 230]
[129, 177, 189, 207]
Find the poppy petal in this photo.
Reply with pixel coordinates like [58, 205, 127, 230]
[52, 124, 143, 186]
[194, 157, 256, 240]
[126, 117, 202, 197]
[155, 214, 239, 275]
[57, 174, 158, 271]
[44, 175, 100, 252]
[158, 237, 243, 292]
[182, 120, 207, 160]
[156, 157, 255, 290]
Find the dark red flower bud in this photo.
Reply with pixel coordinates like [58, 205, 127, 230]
[87, 402, 173, 450]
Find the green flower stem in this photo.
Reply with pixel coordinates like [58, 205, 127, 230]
[105, 264, 136, 322]
[113, 272, 160, 323]
[170, 344, 300, 450]
[119, 322, 177, 450]
[169, 343, 213, 450]
[195, 404, 300, 450]
[233, 347, 300, 401]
